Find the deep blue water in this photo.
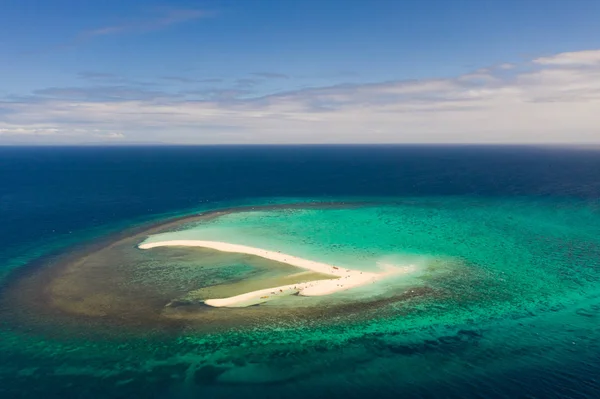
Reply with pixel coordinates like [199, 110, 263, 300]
[2, 145, 599, 258]
[1, 145, 600, 398]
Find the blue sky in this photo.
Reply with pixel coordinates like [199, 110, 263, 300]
[1, 0, 600, 144]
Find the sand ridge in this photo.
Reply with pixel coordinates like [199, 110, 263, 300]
[138, 240, 415, 307]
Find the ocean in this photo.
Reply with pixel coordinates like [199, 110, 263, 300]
[1, 145, 600, 398]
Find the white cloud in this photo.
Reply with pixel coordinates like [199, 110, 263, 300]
[83, 9, 210, 39]
[103, 132, 125, 139]
[0, 124, 125, 140]
[0, 126, 61, 136]
[2, 49, 600, 144]
[497, 63, 515, 70]
[533, 50, 600, 66]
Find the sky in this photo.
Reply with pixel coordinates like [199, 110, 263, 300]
[1, 0, 600, 144]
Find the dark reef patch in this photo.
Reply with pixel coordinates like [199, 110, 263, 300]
[0, 201, 428, 338]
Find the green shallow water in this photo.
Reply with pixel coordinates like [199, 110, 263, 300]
[2, 197, 600, 398]
[144, 198, 600, 313]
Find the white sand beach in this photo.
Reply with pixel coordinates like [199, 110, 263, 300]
[139, 240, 413, 307]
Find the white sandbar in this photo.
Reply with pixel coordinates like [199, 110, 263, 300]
[139, 240, 414, 307]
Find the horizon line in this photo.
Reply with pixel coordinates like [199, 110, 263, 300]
[1, 143, 600, 148]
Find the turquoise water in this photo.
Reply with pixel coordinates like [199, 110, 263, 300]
[145, 198, 599, 313]
[2, 145, 600, 398]
[3, 197, 600, 397]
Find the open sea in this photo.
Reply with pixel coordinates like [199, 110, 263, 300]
[1, 145, 600, 399]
